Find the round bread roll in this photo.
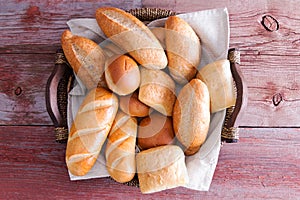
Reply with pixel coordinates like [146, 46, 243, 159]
[119, 91, 152, 117]
[105, 55, 140, 96]
[138, 68, 176, 116]
[138, 112, 175, 150]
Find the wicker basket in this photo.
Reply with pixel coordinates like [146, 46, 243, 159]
[46, 8, 246, 144]
[45, 7, 247, 186]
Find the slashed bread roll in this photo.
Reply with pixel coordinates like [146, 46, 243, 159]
[136, 145, 189, 194]
[65, 87, 118, 176]
[105, 111, 137, 183]
[105, 55, 140, 96]
[173, 79, 210, 156]
[61, 30, 107, 89]
[95, 7, 167, 70]
[165, 16, 201, 84]
[197, 59, 236, 113]
[138, 68, 176, 116]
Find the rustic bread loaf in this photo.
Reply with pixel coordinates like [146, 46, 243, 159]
[173, 79, 210, 156]
[95, 7, 167, 70]
[136, 145, 189, 194]
[105, 111, 137, 183]
[165, 16, 201, 84]
[65, 87, 118, 176]
[61, 30, 107, 89]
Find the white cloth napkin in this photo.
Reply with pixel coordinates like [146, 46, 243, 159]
[66, 7, 229, 191]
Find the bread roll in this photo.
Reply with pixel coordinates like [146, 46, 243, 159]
[138, 112, 175, 150]
[105, 111, 137, 183]
[95, 7, 167, 70]
[119, 91, 151, 117]
[165, 16, 201, 84]
[136, 145, 189, 194]
[105, 55, 140, 96]
[139, 68, 176, 116]
[61, 30, 106, 89]
[197, 59, 236, 113]
[65, 87, 118, 176]
[173, 79, 210, 156]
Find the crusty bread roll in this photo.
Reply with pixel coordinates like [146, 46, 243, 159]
[197, 59, 236, 113]
[173, 79, 210, 156]
[105, 111, 137, 183]
[61, 30, 107, 89]
[138, 112, 175, 150]
[105, 55, 140, 96]
[65, 87, 118, 176]
[136, 145, 189, 194]
[138, 68, 176, 116]
[95, 7, 167, 70]
[119, 91, 151, 117]
[165, 16, 201, 84]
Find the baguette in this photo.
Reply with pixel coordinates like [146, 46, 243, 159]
[65, 87, 118, 176]
[165, 16, 201, 84]
[61, 30, 107, 89]
[136, 145, 189, 194]
[173, 79, 210, 156]
[95, 7, 167, 70]
[105, 111, 137, 183]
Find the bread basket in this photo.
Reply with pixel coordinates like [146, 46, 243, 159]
[46, 8, 246, 145]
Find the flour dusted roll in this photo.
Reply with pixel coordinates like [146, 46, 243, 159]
[105, 55, 140, 96]
[138, 68, 176, 116]
[105, 111, 137, 183]
[136, 145, 189, 194]
[165, 16, 201, 84]
[95, 7, 167, 70]
[173, 79, 210, 156]
[65, 87, 118, 176]
[197, 59, 236, 113]
[61, 30, 107, 89]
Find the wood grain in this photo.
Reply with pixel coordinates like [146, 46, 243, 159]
[0, 126, 299, 199]
[0, 0, 142, 54]
[0, 54, 54, 125]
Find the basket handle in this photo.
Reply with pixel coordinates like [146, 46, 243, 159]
[45, 49, 73, 143]
[221, 48, 247, 143]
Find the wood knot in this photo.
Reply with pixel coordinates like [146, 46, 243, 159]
[261, 15, 279, 32]
[272, 93, 282, 106]
[14, 87, 23, 96]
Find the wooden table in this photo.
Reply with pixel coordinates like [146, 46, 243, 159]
[1, 0, 299, 199]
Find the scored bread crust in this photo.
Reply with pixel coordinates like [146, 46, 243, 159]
[61, 30, 107, 90]
[105, 55, 140, 96]
[95, 7, 167, 70]
[105, 111, 137, 183]
[65, 87, 118, 176]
